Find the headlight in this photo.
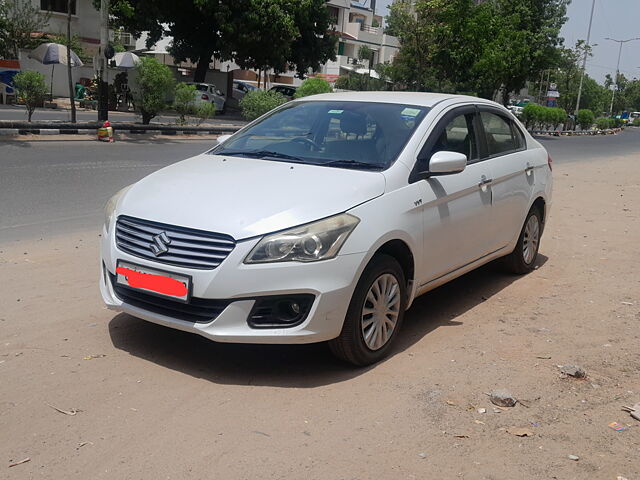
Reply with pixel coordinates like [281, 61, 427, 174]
[104, 185, 132, 234]
[245, 214, 360, 264]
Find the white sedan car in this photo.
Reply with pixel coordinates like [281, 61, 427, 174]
[185, 82, 226, 113]
[101, 92, 552, 366]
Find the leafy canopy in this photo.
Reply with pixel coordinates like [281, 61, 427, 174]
[106, 0, 336, 83]
[133, 57, 176, 124]
[239, 89, 287, 120]
[14, 70, 47, 121]
[294, 77, 332, 99]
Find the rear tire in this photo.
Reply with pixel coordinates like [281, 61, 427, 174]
[503, 207, 542, 274]
[329, 254, 407, 366]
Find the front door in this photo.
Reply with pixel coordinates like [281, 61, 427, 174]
[413, 106, 495, 285]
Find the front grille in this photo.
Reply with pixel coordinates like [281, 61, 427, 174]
[110, 273, 231, 323]
[115, 215, 236, 270]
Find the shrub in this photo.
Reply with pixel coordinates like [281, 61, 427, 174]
[173, 82, 197, 125]
[240, 90, 287, 120]
[521, 104, 543, 130]
[595, 117, 613, 130]
[13, 70, 47, 122]
[193, 102, 215, 126]
[133, 57, 175, 124]
[294, 77, 332, 99]
[335, 72, 387, 91]
[552, 108, 567, 130]
[632, 118, 640, 127]
[576, 109, 595, 131]
[611, 117, 624, 128]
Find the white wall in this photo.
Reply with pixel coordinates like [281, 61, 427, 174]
[32, 0, 101, 42]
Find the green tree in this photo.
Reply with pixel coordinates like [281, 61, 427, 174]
[1, 0, 51, 59]
[0, 2, 8, 58]
[133, 57, 175, 124]
[384, 0, 569, 102]
[472, 0, 569, 104]
[105, 0, 235, 83]
[286, 0, 337, 78]
[173, 82, 196, 125]
[294, 77, 332, 98]
[239, 89, 287, 120]
[106, 0, 335, 84]
[13, 70, 47, 121]
[576, 109, 594, 131]
[193, 102, 215, 126]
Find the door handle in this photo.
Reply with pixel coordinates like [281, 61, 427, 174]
[478, 177, 493, 187]
[525, 163, 534, 175]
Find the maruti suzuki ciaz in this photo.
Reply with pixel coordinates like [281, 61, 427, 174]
[100, 92, 552, 366]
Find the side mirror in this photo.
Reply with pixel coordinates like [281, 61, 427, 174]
[217, 134, 232, 144]
[428, 151, 467, 176]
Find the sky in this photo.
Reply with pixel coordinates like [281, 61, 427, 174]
[375, 0, 640, 84]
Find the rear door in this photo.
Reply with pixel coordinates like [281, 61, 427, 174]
[413, 105, 495, 284]
[477, 108, 536, 250]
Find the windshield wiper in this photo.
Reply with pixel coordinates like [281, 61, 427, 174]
[321, 159, 384, 170]
[217, 150, 306, 162]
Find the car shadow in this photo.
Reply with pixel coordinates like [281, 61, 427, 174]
[108, 254, 548, 388]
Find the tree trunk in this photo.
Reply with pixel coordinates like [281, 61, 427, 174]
[141, 111, 153, 125]
[193, 53, 212, 83]
[67, 0, 76, 123]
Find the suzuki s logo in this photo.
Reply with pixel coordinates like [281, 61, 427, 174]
[150, 232, 171, 256]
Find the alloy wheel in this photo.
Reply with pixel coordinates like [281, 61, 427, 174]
[361, 273, 401, 351]
[522, 214, 540, 265]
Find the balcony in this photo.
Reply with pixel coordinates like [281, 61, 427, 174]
[109, 30, 136, 47]
[344, 22, 383, 43]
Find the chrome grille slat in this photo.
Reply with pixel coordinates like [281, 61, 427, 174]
[117, 244, 222, 268]
[115, 216, 236, 270]
[118, 218, 235, 245]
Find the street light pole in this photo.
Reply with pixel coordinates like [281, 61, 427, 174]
[605, 37, 640, 116]
[98, 0, 109, 122]
[574, 0, 596, 115]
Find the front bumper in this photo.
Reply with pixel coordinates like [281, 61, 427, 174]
[100, 226, 366, 344]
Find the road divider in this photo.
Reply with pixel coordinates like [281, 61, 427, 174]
[0, 120, 242, 137]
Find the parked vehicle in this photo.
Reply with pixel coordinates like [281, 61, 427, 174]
[232, 80, 258, 100]
[185, 82, 226, 113]
[101, 92, 552, 366]
[269, 85, 297, 100]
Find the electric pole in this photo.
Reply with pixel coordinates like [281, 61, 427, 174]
[67, 0, 76, 123]
[605, 37, 640, 116]
[574, 0, 595, 115]
[98, 0, 109, 121]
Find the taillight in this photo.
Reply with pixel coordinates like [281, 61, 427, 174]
[201, 94, 209, 100]
[548, 154, 553, 171]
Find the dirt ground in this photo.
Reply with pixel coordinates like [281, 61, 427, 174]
[1, 152, 639, 479]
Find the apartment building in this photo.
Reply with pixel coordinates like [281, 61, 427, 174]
[34, 0, 136, 59]
[320, 0, 400, 80]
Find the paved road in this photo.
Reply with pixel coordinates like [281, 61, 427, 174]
[1, 128, 638, 242]
[0, 139, 215, 242]
[0, 104, 247, 126]
[536, 127, 640, 163]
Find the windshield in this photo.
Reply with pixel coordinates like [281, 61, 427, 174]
[209, 101, 430, 170]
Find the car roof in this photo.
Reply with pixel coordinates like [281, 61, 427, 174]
[297, 91, 500, 108]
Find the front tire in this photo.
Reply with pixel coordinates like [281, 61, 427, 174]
[329, 254, 407, 366]
[504, 207, 542, 274]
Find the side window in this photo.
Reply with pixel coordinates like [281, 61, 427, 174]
[429, 113, 478, 162]
[480, 112, 517, 156]
[511, 122, 526, 149]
